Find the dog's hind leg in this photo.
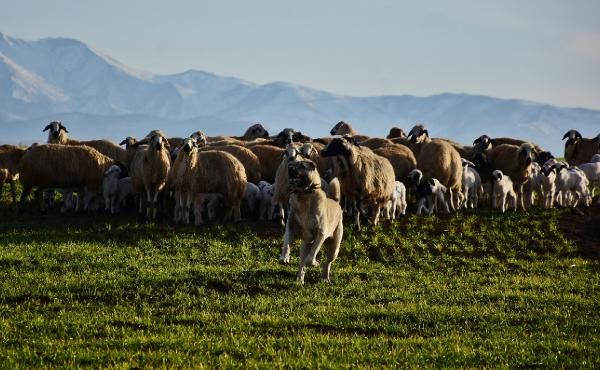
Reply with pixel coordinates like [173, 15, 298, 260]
[321, 223, 343, 282]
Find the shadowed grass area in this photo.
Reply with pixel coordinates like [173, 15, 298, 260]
[0, 186, 599, 367]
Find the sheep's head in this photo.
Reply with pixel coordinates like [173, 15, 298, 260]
[300, 143, 317, 158]
[407, 124, 429, 144]
[491, 170, 504, 182]
[243, 123, 269, 139]
[181, 137, 197, 155]
[43, 121, 68, 143]
[119, 137, 137, 148]
[321, 136, 355, 158]
[190, 131, 207, 147]
[407, 169, 424, 184]
[562, 129, 582, 142]
[591, 154, 600, 163]
[518, 143, 535, 166]
[387, 127, 406, 139]
[105, 164, 122, 178]
[330, 121, 354, 136]
[275, 128, 311, 146]
[473, 135, 492, 152]
[149, 133, 168, 151]
[287, 159, 320, 192]
[461, 158, 476, 168]
[540, 165, 556, 178]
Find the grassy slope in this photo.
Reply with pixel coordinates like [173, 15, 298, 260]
[0, 190, 599, 367]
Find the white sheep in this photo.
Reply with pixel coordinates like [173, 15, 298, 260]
[576, 159, 600, 199]
[540, 165, 557, 208]
[461, 158, 482, 209]
[257, 181, 278, 221]
[193, 193, 224, 225]
[383, 181, 407, 219]
[103, 165, 122, 214]
[491, 170, 517, 213]
[243, 182, 261, 218]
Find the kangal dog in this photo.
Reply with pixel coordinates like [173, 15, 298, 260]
[282, 160, 343, 284]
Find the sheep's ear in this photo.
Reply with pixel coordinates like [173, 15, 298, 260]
[427, 178, 435, 186]
[422, 129, 429, 137]
[43, 124, 51, 132]
[59, 123, 68, 133]
[562, 132, 569, 140]
[119, 139, 127, 146]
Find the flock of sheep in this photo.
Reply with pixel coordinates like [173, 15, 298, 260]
[0, 121, 599, 232]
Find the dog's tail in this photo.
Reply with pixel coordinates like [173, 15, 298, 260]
[327, 177, 341, 203]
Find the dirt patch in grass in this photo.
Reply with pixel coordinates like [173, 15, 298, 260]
[559, 203, 600, 260]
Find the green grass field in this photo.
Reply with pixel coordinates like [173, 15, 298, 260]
[1, 189, 599, 367]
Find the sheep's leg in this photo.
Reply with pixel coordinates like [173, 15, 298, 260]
[371, 203, 381, 225]
[145, 189, 152, 219]
[10, 181, 17, 208]
[151, 189, 160, 220]
[353, 201, 361, 230]
[280, 214, 296, 264]
[447, 188, 454, 211]
[194, 201, 204, 226]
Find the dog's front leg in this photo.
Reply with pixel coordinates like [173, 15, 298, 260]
[280, 212, 296, 264]
[304, 233, 326, 268]
[297, 241, 309, 284]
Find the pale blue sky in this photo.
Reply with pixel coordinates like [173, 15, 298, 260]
[1, 0, 599, 109]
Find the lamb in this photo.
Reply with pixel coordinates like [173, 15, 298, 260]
[408, 169, 449, 215]
[249, 144, 285, 182]
[257, 181, 277, 221]
[407, 125, 463, 210]
[383, 181, 407, 219]
[128, 132, 171, 220]
[461, 158, 482, 209]
[540, 165, 557, 208]
[242, 182, 261, 218]
[190, 150, 247, 222]
[116, 177, 134, 212]
[103, 163, 129, 214]
[321, 136, 395, 229]
[193, 193, 224, 225]
[200, 144, 262, 183]
[562, 129, 600, 166]
[554, 164, 591, 208]
[576, 158, 600, 197]
[0, 144, 26, 206]
[524, 162, 543, 208]
[486, 142, 536, 209]
[491, 170, 517, 213]
[373, 143, 417, 181]
[17, 144, 114, 211]
[44, 121, 127, 162]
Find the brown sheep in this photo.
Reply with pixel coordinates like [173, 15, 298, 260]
[373, 143, 417, 181]
[358, 137, 395, 150]
[168, 138, 199, 224]
[17, 144, 114, 210]
[562, 129, 600, 166]
[199, 144, 262, 183]
[43, 121, 127, 162]
[473, 134, 543, 154]
[191, 150, 247, 222]
[249, 144, 285, 182]
[487, 143, 536, 209]
[242, 123, 270, 140]
[407, 125, 463, 210]
[321, 136, 395, 229]
[0, 144, 26, 206]
[128, 132, 171, 220]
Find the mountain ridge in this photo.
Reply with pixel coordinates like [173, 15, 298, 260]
[1, 32, 599, 155]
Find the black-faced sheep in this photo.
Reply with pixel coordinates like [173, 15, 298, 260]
[562, 129, 600, 166]
[44, 121, 127, 162]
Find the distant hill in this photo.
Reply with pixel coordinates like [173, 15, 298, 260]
[1, 32, 599, 154]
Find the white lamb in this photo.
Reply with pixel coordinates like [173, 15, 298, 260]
[576, 158, 600, 201]
[103, 165, 122, 214]
[385, 181, 407, 219]
[243, 182, 261, 218]
[539, 166, 557, 208]
[554, 164, 591, 207]
[193, 193, 224, 225]
[461, 159, 482, 209]
[491, 170, 517, 213]
[257, 181, 277, 221]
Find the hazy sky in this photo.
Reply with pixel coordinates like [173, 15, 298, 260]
[1, 0, 599, 109]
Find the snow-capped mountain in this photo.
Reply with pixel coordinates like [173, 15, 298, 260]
[1, 32, 599, 155]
